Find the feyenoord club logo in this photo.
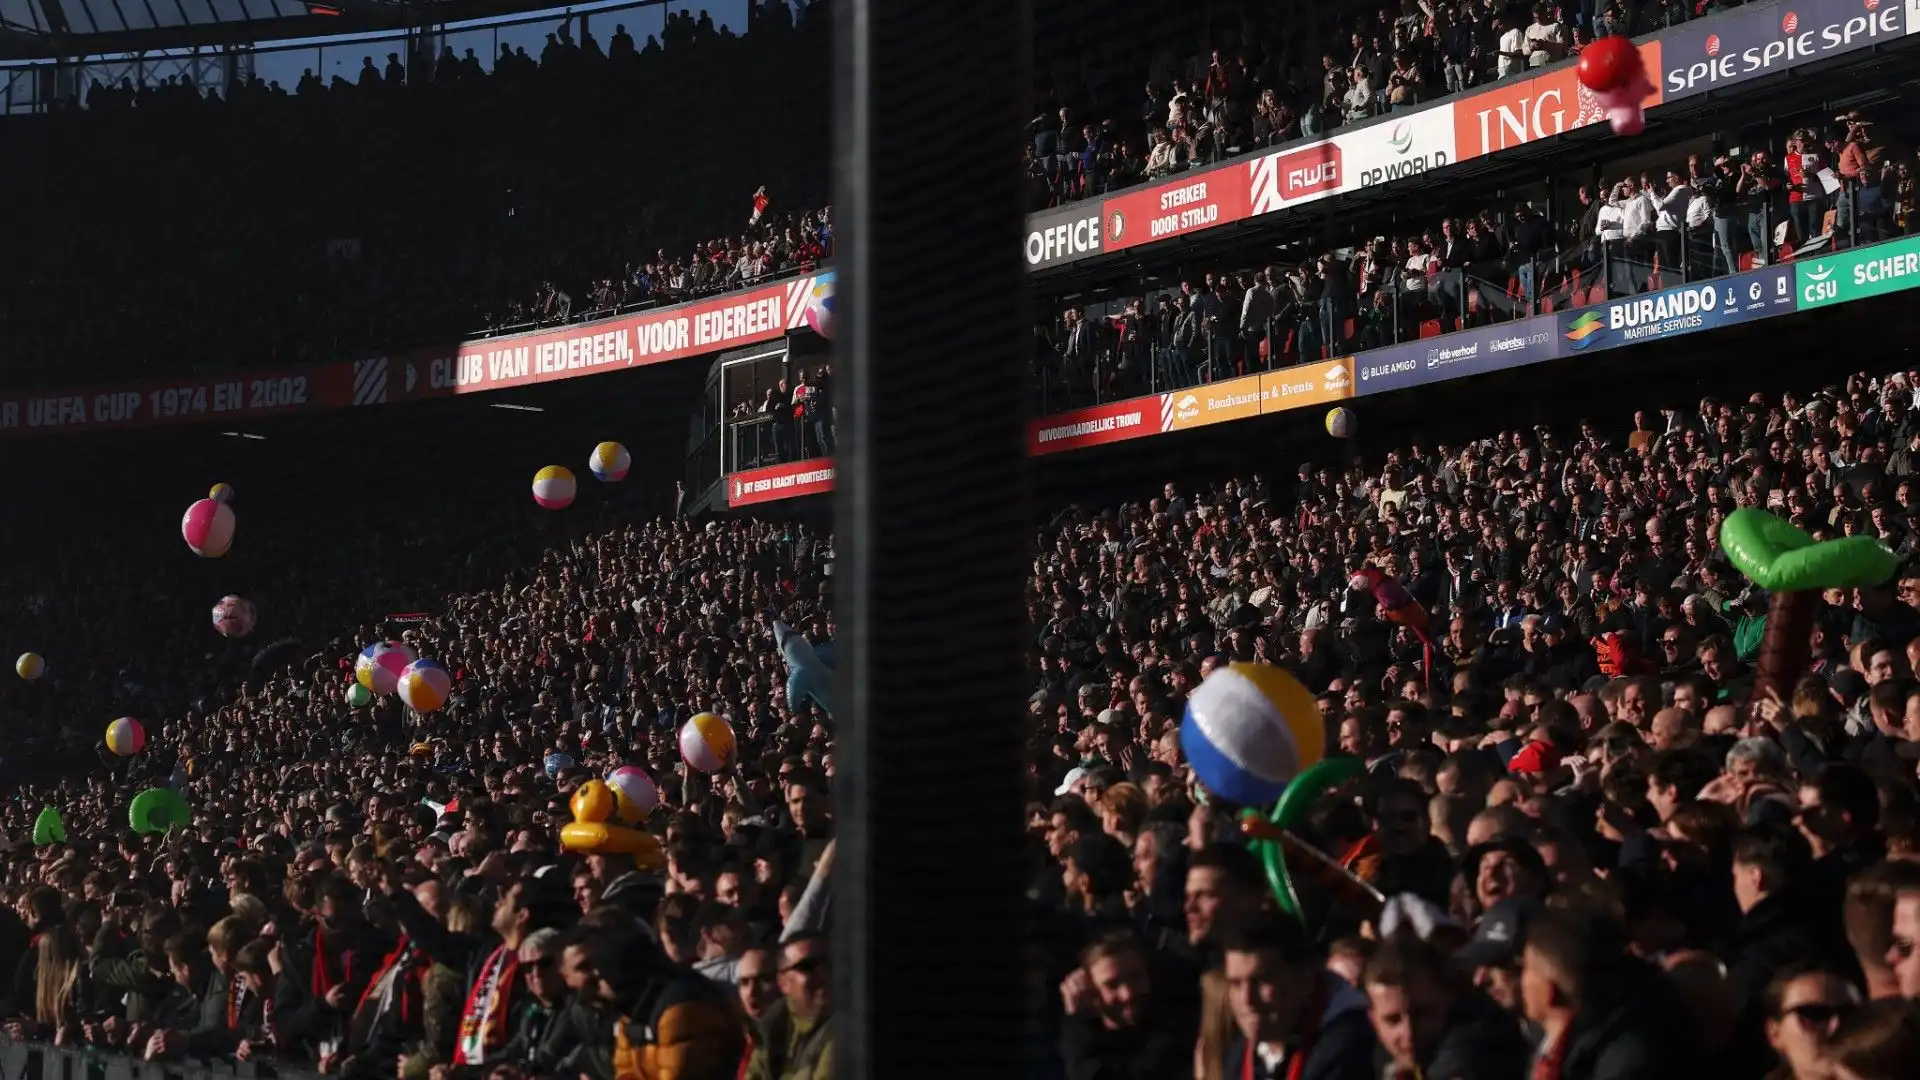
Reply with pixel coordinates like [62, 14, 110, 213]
[1107, 210, 1126, 244]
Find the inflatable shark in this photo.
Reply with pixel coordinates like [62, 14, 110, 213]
[773, 619, 835, 718]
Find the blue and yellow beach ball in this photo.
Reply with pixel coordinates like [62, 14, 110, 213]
[1179, 662, 1324, 806]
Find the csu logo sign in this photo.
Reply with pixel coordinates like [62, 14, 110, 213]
[1802, 261, 1839, 304]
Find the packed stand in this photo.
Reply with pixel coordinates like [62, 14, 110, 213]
[0, 508, 841, 1080]
[1034, 106, 1920, 409]
[0, 1, 830, 390]
[1026, 363, 1920, 1078]
[11, 357, 1920, 1076]
[1027, 0, 1763, 210]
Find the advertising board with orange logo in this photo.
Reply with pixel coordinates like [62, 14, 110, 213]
[1163, 374, 1267, 432]
[1260, 357, 1355, 411]
[1449, 42, 1662, 162]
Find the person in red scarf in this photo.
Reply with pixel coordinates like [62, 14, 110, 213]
[1220, 920, 1376, 1080]
[1519, 908, 1702, 1080]
[374, 863, 574, 1076]
[290, 875, 393, 1067]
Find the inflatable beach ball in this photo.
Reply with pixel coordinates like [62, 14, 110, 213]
[679, 712, 736, 774]
[1179, 661, 1324, 807]
[211, 595, 257, 639]
[181, 498, 235, 558]
[544, 752, 576, 778]
[803, 278, 834, 340]
[606, 765, 659, 823]
[355, 641, 417, 695]
[106, 717, 146, 756]
[345, 682, 374, 708]
[589, 442, 631, 483]
[397, 659, 452, 713]
[533, 465, 577, 510]
[1325, 407, 1356, 440]
[208, 483, 235, 504]
[15, 653, 43, 681]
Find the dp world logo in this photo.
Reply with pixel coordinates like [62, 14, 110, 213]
[1389, 121, 1413, 155]
[1563, 310, 1607, 351]
[1705, 33, 1721, 57]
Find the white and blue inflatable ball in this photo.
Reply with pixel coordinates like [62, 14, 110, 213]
[1325, 407, 1356, 439]
[1180, 661, 1326, 807]
[544, 752, 576, 777]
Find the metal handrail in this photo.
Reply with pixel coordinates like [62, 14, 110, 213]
[0, 1036, 325, 1080]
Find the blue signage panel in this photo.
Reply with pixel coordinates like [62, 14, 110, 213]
[1352, 314, 1561, 395]
[1557, 265, 1795, 355]
[1660, 0, 1920, 101]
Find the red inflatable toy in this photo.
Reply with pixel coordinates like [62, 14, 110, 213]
[1576, 35, 1653, 137]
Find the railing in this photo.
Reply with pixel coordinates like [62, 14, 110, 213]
[1030, 181, 1903, 416]
[0, 1037, 323, 1080]
[469, 257, 831, 342]
[727, 410, 835, 473]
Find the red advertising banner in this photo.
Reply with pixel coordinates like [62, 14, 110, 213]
[1247, 139, 1345, 216]
[728, 457, 837, 507]
[1450, 42, 1663, 161]
[1027, 396, 1167, 456]
[1101, 171, 1252, 253]
[0, 365, 353, 436]
[392, 274, 830, 401]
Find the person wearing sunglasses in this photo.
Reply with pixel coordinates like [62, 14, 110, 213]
[1763, 962, 1862, 1080]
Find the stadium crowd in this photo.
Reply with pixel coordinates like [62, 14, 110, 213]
[1036, 105, 1919, 408]
[0, 0, 830, 389]
[1029, 0, 1764, 209]
[6, 355, 1920, 1078]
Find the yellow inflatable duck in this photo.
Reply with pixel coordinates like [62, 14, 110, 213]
[561, 780, 666, 871]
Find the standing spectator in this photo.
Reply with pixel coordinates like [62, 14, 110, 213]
[1739, 150, 1781, 266]
[1524, 4, 1567, 69]
[1493, 16, 1527, 80]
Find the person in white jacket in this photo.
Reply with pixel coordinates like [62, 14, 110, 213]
[1656, 170, 1693, 280]
[1620, 176, 1658, 292]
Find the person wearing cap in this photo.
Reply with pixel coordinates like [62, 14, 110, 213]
[1362, 933, 1530, 1080]
[1456, 897, 1542, 1026]
[1464, 837, 1549, 914]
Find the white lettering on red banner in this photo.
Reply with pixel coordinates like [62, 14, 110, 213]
[408, 276, 822, 398]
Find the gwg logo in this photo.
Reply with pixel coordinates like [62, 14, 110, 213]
[1803, 262, 1837, 303]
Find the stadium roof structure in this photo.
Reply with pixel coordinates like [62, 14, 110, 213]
[0, 0, 612, 60]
